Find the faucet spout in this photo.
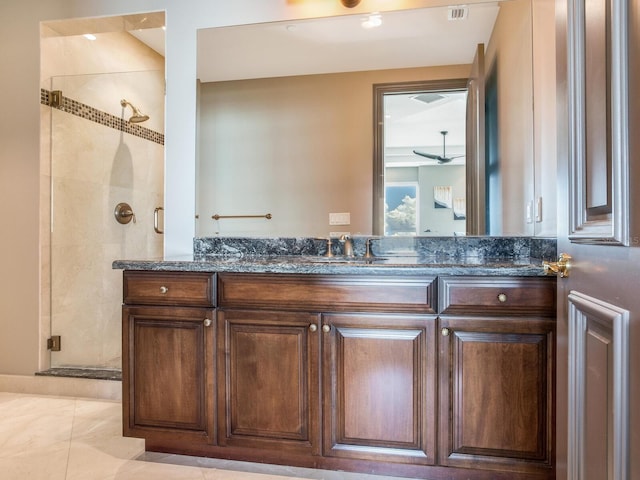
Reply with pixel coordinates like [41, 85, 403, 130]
[340, 234, 354, 257]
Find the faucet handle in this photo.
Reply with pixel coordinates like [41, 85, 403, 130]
[364, 237, 381, 258]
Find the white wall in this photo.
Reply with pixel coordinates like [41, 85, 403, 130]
[0, 0, 445, 375]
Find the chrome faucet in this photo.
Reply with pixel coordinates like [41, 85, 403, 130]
[340, 234, 354, 257]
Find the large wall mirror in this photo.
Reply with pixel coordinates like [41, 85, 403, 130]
[195, 0, 556, 238]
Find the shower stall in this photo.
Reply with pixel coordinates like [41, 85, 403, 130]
[45, 70, 164, 374]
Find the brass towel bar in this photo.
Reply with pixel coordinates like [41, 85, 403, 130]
[212, 213, 272, 220]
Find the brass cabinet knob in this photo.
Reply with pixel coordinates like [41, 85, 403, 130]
[497, 293, 507, 303]
[441, 327, 450, 337]
[543, 253, 572, 278]
[322, 324, 331, 333]
[309, 324, 318, 332]
[203, 318, 212, 327]
[159, 286, 169, 294]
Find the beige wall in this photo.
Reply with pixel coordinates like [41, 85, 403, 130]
[0, 0, 557, 377]
[197, 65, 470, 237]
[484, 0, 535, 235]
[532, 0, 557, 236]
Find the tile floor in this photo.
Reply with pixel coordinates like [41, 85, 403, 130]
[0, 392, 412, 480]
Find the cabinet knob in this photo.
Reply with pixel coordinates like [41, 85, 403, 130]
[322, 324, 331, 333]
[497, 293, 507, 303]
[203, 318, 212, 327]
[309, 324, 318, 332]
[441, 327, 450, 337]
[159, 286, 169, 294]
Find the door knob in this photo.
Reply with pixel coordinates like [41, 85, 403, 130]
[543, 253, 572, 278]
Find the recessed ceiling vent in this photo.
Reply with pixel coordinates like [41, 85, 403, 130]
[412, 93, 445, 104]
[448, 5, 469, 21]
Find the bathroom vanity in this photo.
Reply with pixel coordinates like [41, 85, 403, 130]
[116, 239, 556, 480]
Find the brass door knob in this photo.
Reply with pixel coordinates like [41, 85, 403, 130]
[441, 327, 450, 337]
[322, 324, 331, 333]
[309, 324, 318, 332]
[203, 318, 212, 327]
[543, 253, 572, 278]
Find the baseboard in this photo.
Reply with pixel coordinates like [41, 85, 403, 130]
[0, 373, 121, 400]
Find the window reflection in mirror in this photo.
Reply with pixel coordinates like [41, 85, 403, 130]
[382, 90, 467, 236]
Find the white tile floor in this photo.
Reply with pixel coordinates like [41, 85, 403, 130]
[0, 392, 412, 480]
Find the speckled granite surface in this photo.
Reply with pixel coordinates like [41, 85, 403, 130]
[113, 236, 556, 277]
[36, 368, 121, 381]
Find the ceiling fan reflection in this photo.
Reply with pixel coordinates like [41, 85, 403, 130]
[413, 130, 465, 164]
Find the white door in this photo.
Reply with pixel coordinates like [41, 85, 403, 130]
[554, 0, 638, 478]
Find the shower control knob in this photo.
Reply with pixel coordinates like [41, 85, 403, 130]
[159, 286, 169, 294]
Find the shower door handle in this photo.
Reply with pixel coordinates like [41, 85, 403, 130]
[154, 207, 164, 234]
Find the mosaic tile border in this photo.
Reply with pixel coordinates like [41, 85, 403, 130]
[41, 88, 164, 145]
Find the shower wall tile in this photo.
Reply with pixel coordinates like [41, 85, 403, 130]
[41, 27, 165, 371]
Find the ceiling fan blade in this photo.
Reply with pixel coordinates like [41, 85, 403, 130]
[413, 150, 439, 160]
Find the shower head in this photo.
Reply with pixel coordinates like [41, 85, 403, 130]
[120, 99, 149, 123]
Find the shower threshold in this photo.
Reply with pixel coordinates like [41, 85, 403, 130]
[36, 367, 121, 381]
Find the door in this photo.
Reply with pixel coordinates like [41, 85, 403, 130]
[465, 43, 486, 235]
[122, 305, 214, 443]
[438, 316, 554, 475]
[217, 309, 320, 455]
[555, 0, 638, 478]
[322, 313, 436, 465]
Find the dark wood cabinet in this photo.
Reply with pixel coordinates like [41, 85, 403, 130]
[217, 308, 320, 455]
[322, 313, 436, 465]
[437, 276, 556, 476]
[121, 271, 555, 479]
[122, 272, 216, 446]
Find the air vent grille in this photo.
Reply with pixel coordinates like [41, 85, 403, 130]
[448, 6, 469, 21]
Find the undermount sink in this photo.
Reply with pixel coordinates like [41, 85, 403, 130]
[306, 256, 387, 263]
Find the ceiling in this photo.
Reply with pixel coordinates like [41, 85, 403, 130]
[197, 3, 500, 82]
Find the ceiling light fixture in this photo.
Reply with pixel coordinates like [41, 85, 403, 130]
[362, 13, 382, 29]
[341, 0, 361, 7]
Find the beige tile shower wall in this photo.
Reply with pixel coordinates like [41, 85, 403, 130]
[40, 29, 164, 370]
[50, 111, 163, 368]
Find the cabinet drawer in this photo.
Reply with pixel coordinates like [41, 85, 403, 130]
[218, 273, 436, 313]
[438, 276, 556, 316]
[123, 271, 215, 307]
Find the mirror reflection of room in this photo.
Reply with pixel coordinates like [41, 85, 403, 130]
[196, 0, 556, 238]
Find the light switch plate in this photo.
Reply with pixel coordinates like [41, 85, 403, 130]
[329, 212, 350, 225]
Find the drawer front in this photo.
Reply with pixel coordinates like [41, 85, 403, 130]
[438, 276, 556, 316]
[123, 271, 215, 307]
[218, 273, 436, 313]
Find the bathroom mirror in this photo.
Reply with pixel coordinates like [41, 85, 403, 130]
[195, 0, 554, 238]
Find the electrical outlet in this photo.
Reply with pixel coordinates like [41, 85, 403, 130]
[329, 212, 350, 225]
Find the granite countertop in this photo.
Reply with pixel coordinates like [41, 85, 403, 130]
[112, 254, 549, 277]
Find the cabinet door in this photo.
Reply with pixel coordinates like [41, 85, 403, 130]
[322, 313, 436, 465]
[217, 309, 320, 455]
[122, 306, 215, 444]
[438, 316, 555, 474]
